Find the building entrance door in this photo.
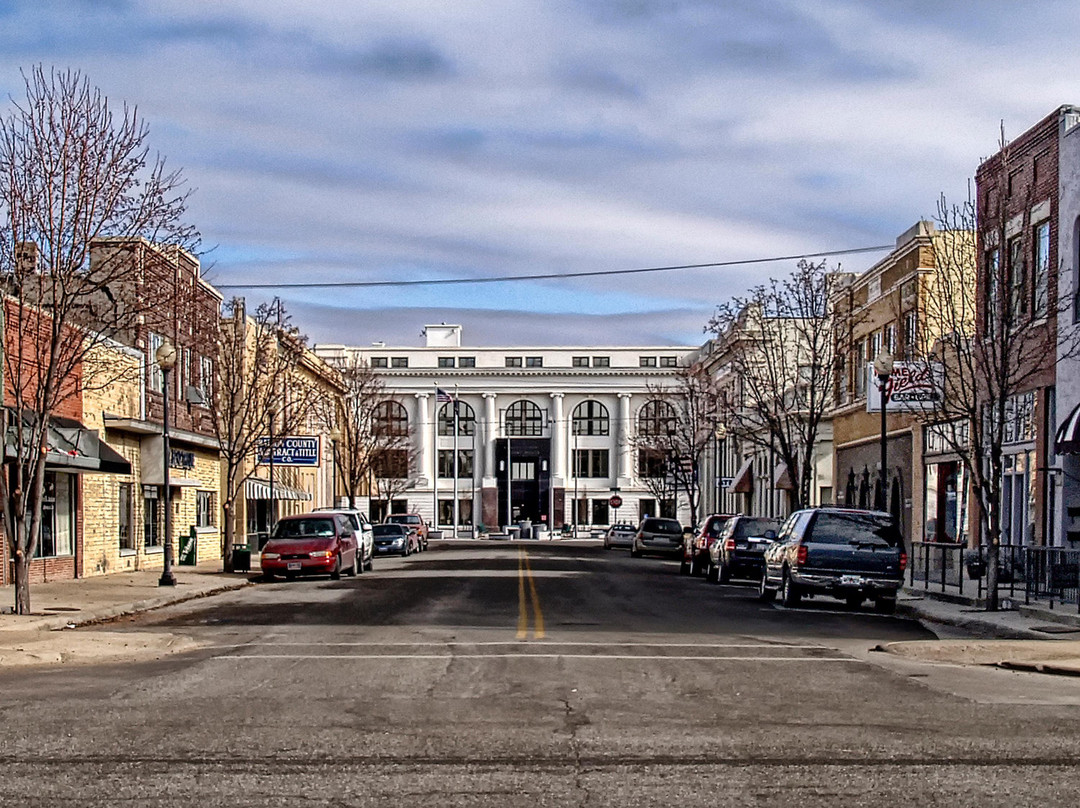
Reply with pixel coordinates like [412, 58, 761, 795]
[496, 438, 550, 529]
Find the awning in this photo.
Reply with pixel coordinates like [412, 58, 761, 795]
[726, 458, 754, 493]
[245, 476, 312, 501]
[6, 411, 132, 475]
[773, 462, 794, 491]
[1056, 401, 1080, 455]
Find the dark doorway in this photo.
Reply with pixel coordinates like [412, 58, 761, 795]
[496, 438, 550, 528]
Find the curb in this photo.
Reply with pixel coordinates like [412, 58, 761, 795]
[895, 600, 1046, 641]
[2, 578, 253, 633]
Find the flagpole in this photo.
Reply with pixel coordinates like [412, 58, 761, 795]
[453, 384, 459, 539]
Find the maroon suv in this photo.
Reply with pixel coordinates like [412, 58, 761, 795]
[260, 513, 360, 581]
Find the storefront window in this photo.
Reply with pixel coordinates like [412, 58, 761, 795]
[118, 483, 134, 552]
[36, 473, 74, 558]
[143, 485, 161, 549]
[924, 462, 968, 544]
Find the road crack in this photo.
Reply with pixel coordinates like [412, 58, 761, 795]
[561, 694, 593, 808]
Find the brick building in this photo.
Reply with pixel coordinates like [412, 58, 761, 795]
[975, 107, 1076, 547]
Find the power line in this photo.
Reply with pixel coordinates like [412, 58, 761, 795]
[215, 244, 892, 290]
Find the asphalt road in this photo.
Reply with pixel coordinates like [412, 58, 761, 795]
[3, 541, 1080, 806]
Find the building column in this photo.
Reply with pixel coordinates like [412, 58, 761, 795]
[550, 393, 565, 480]
[415, 392, 431, 487]
[618, 393, 633, 485]
[482, 393, 498, 480]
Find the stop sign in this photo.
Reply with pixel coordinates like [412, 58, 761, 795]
[609, 494, 623, 509]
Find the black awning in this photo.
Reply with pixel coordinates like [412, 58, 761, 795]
[6, 411, 132, 475]
[1057, 401, 1080, 455]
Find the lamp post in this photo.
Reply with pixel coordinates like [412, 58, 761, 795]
[156, 340, 177, 587]
[329, 427, 342, 508]
[267, 405, 276, 532]
[873, 350, 894, 513]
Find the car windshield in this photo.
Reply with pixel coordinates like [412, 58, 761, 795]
[641, 518, 682, 534]
[272, 518, 335, 539]
[706, 517, 731, 537]
[734, 518, 780, 539]
[373, 525, 404, 537]
[389, 515, 419, 525]
[808, 512, 901, 547]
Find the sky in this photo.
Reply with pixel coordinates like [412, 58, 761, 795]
[1, 0, 1078, 348]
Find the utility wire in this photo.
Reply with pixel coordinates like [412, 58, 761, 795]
[215, 244, 893, 290]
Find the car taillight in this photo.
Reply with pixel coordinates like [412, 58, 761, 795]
[795, 544, 807, 566]
[899, 552, 908, 572]
[724, 538, 736, 552]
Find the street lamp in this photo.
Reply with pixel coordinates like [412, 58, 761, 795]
[329, 427, 342, 508]
[156, 339, 177, 587]
[873, 350, 894, 513]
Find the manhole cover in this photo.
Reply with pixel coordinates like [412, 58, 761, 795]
[1032, 625, 1080, 634]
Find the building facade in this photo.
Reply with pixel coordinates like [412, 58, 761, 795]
[316, 325, 699, 534]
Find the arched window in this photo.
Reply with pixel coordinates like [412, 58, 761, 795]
[505, 400, 542, 436]
[572, 400, 609, 436]
[438, 400, 476, 436]
[374, 401, 408, 437]
[637, 399, 676, 437]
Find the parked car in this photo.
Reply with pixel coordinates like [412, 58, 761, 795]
[631, 517, 685, 559]
[387, 513, 429, 550]
[759, 508, 907, 613]
[314, 507, 374, 572]
[603, 523, 637, 550]
[260, 513, 360, 581]
[707, 515, 781, 583]
[682, 513, 737, 576]
[373, 523, 419, 557]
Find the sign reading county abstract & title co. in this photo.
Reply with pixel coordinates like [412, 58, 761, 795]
[866, 362, 943, 412]
[256, 436, 321, 466]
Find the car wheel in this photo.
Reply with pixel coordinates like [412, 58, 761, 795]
[331, 556, 342, 580]
[844, 594, 863, 609]
[679, 557, 690, 575]
[874, 597, 897, 615]
[781, 569, 801, 608]
[631, 544, 642, 558]
[365, 554, 373, 571]
[717, 560, 731, 584]
[758, 569, 776, 602]
[707, 561, 718, 583]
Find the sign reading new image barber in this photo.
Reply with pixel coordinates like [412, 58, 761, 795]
[866, 362, 944, 413]
[256, 436, 321, 466]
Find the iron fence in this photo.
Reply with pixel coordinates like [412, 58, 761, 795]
[908, 541, 1080, 613]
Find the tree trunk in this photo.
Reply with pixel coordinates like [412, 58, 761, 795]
[222, 498, 235, 574]
[14, 546, 31, 616]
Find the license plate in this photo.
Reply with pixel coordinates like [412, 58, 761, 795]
[840, 575, 863, 587]
[287, 562, 301, 571]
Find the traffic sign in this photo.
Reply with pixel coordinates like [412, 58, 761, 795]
[609, 494, 623, 509]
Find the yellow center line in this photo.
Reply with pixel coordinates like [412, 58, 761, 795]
[516, 548, 528, 639]
[523, 548, 545, 639]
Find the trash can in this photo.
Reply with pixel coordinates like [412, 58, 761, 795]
[518, 520, 532, 540]
[507, 526, 521, 540]
[233, 545, 251, 573]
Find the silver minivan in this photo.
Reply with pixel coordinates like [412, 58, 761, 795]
[631, 517, 684, 558]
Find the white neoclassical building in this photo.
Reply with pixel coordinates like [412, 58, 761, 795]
[315, 325, 699, 535]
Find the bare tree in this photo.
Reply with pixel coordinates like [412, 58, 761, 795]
[630, 362, 722, 528]
[707, 260, 846, 512]
[913, 159, 1080, 609]
[0, 67, 196, 613]
[314, 354, 417, 515]
[212, 297, 320, 571]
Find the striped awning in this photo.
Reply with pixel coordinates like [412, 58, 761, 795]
[245, 476, 312, 501]
[1056, 401, 1080, 455]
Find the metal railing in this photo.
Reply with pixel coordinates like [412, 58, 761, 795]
[908, 541, 1080, 612]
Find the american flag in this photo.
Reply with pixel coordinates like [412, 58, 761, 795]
[436, 387, 453, 402]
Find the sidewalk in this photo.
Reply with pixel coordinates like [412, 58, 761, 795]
[0, 563, 253, 668]
[889, 586, 1080, 675]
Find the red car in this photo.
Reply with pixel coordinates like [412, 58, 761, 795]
[680, 513, 737, 576]
[260, 513, 360, 581]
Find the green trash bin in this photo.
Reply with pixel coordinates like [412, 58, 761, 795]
[232, 545, 251, 573]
